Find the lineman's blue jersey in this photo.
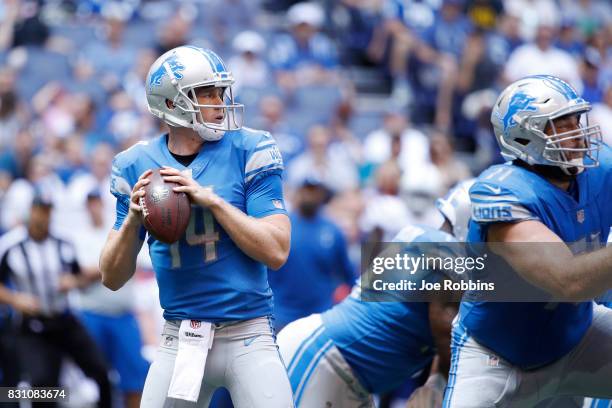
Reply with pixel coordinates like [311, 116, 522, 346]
[110, 129, 287, 322]
[460, 145, 612, 369]
[322, 225, 457, 393]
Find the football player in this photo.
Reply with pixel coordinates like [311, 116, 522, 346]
[276, 179, 473, 407]
[99, 46, 293, 407]
[444, 75, 612, 407]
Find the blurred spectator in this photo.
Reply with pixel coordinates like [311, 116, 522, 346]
[504, 20, 582, 91]
[555, 18, 585, 58]
[586, 26, 612, 84]
[325, 188, 364, 267]
[383, 0, 439, 38]
[55, 135, 87, 184]
[0, 0, 19, 51]
[0, 154, 65, 231]
[0, 0, 49, 50]
[330, 0, 385, 66]
[228, 31, 269, 91]
[32, 83, 76, 141]
[504, 0, 560, 41]
[496, 10, 524, 53]
[410, 130, 472, 196]
[252, 95, 303, 164]
[456, 28, 509, 96]
[591, 83, 612, 146]
[382, 0, 461, 129]
[269, 2, 339, 89]
[80, 3, 135, 89]
[9, 47, 72, 103]
[415, 0, 472, 129]
[362, 110, 429, 182]
[205, 0, 260, 47]
[0, 125, 36, 182]
[69, 56, 109, 108]
[581, 47, 605, 104]
[460, 88, 504, 170]
[106, 89, 151, 148]
[269, 177, 355, 330]
[67, 143, 116, 230]
[329, 100, 363, 167]
[402, 129, 472, 226]
[558, 0, 612, 38]
[0, 67, 26, 149]
[0, 193, 112, 407]
[122, 48, 157, 113]
[72, 189, 149, 408]
[64, 92, 111, 153]
[465, 0, 504, 31]
[287, 125, 359, 193]
[360, 160, 414, 241]
[154, 10, 193, 55]
[422, 0, 473, 59]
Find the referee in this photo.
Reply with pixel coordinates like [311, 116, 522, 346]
[0, 192, 112, 407]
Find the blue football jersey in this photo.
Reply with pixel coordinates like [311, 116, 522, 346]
[460, 145, 612, 369]
[110, 129, 287, 322]
[322, 225, 457, 393]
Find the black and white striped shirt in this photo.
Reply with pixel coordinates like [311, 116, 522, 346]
[0, 226, 80, 316]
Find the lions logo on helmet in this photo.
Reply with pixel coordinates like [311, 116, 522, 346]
[491, 75, 602, 175]
[145, 46, 244, 142]
[148, 54, 185, 91]
[498, 91, 537, 137]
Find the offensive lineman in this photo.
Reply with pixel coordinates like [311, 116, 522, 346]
[444, 75, 612, 407]
[277, 180, 473, 407]
[99, 46, 294, 407]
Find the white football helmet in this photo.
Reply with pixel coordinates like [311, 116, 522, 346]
[491, 75, 602, 174]
[436, 179, 475, 242]
[145, 46, 243, 141]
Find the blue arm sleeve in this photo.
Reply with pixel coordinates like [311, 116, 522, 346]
[246, 172, 288, 218]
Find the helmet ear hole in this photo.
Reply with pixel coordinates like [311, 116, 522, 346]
[515, 138, 530, 146]
[165, 99, 175, 109]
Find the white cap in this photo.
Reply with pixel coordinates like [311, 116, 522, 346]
[232, 31, 266, 54]
[287, 2, 324, 28]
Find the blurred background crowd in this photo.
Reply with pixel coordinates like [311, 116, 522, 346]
[0, 0, 610, 406]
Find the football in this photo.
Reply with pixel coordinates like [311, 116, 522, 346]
[140, 168, 191, 244]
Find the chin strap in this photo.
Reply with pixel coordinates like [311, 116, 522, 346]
[560, 158, 585, 176]
[193, 122, 225, 141]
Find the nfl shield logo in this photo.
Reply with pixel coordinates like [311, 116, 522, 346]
[272, 200, 284, 209]
[190, 320, 201, 329]
[577, 209, 585, 223]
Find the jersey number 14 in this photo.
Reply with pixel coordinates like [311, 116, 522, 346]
[170, 207, 219, 268]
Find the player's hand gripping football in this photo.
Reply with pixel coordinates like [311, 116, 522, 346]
[126, 169, 153, 225]
[160, 166, 219, 208]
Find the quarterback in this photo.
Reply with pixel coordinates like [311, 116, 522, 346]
[444, 75, 612, 407]
[99, 46, 293, 407]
